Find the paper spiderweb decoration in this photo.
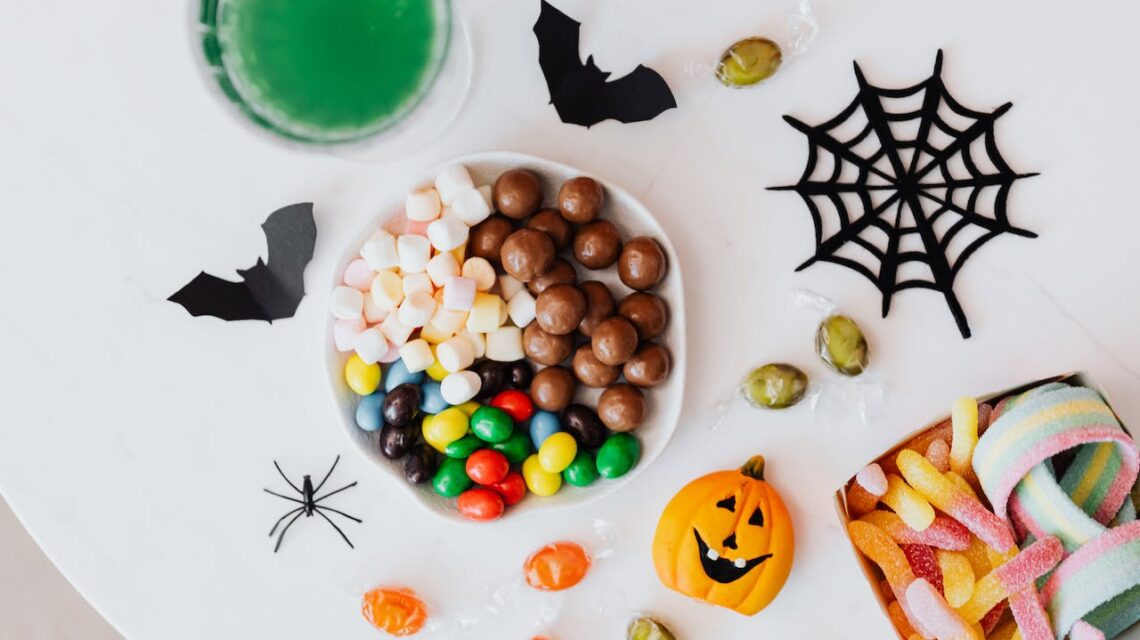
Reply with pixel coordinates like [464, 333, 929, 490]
[772, 51, 1037, 338]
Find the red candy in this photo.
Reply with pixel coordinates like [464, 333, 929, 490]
[489, 471, 527, 506]
[466, 449, 510, 485]
[490, 389, 535, 422]
[457, 488, 505, 521]
[901, 543, 943, 595]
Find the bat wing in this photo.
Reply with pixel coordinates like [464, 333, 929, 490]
[168, 271, 269, 321]
[596, 64, 677, 124]
[533, 0, 587, 103]
[261, 202, 316, 296]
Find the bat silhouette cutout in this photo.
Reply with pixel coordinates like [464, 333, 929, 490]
[533, 0, 677, 127]
[168, 202, 316, 322]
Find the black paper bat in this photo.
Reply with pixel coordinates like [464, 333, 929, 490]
[533, 0, 676, 127]
[168, 202, 316, 322]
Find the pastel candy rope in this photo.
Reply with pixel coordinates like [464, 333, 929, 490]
[958, 536, 1063, 623]
[860, 510, 971, 551]
[1070, 621, 1106, 640]
[1040, 521, 1140, 639]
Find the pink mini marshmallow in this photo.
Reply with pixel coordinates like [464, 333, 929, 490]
[378, 340, 402, 363]
[403, 219, 430, 236]
[443, 276, 476, 311]
[334, 318, 366, 352]
[343, 259, 375, 291]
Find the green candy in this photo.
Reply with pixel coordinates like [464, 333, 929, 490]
[431, 457, 471, 497]
[444, 434, 482, 459]
[627, 617, 676, 640]
[563, 450, 599, 487]
[489, 429, 532, 464]
[596, 433, 640, 479]
[816, 314, 869, 376]
[715, 37, 782, 88]
[741, 363, 808, 409]
[470, 406, 514, 443]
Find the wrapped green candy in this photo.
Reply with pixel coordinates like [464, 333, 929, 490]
[716, 37, 782, 88]
[741, 363, 808, 409]
[628, 616, 676, 640]
[816, 314, 869, 376]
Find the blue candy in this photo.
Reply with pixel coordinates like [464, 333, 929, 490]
[529, 411, 561, 450]
[383, 358, 424, 392]
[420, 381, 449, 414]
[355, 392, 386, 431]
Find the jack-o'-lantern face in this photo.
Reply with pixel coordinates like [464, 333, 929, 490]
[652, 456, 795, 616]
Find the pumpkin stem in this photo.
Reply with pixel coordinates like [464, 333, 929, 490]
[740, 456, 766, 480]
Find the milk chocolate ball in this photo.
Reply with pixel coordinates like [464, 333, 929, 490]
[535, 284, 587, 335]
[527, 258, 577, 296]
[618, 292, 668, 340]
[523, 323, 575, 366]
[573, 220, 622, 270]
[572, 344, 620, 388]
[623, 343, 671, 388]
[530, 366, 576, 412]
[577, 280, 615, 337]
[470, 215, 514, 267]
[500, 228, 555, 282]
[591, 316, 639, 366]
[557, 176, 604, 224]
[597, 384, 646, 432]
[526, 208, 575, 251]
[493, 169, 542, 219]
[618, 236, 667, 290]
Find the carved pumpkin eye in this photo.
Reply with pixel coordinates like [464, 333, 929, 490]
[748, 507, 764, 527]
[716, 496, 736, 512]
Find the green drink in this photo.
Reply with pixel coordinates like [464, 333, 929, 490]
[199, 0, 450, 144]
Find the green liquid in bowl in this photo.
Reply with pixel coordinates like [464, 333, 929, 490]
[199, 0, 448, 144]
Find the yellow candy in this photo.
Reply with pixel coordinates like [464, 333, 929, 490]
[881, 473, 935, 531]
[421, 415, 446, 452]
[455, 401, 481, 417]
[935, 549, 975, 607]
[989, 619, 1023, 640]
[523, 454, 562, 496]
[344, 354, 381, 396]
[962, 535, 992, 577]
[450, 243, 467, 264]
[465, 292, 503, 333]
[538, 432, 577, 474]
[419, 321, 454, 345]
[950, 397, 978, 481]
[424, 408, 468, 449]
[945, 471, 979, 500]
[425, 358, 449, 382]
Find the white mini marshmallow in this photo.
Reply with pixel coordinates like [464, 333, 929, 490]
[451, 187, 492, 226]
[362, 293, 389, 324]
[399, 339, 435, 373]
[334, 317, 366, 352]
[485, 326, 525, 362]
[440, 370, 482, 405]
[498, 274, 524, 301]
[397, 234, 432, 273]
[405, 188, 442, 222]
[370, 270, 404, 311]
[353, 328, 390, 364]
[360, 230, 399, 271]
[380, 313, 414, 347]
[427, 216, 469, 252]
[443, 276, 477, 311]
[425, 252, 460, 288]
[397, 291, 436, 328]
[477, 185, 493, 210]
[498, 297, 510, 326]
[434, 165, 475, 206]
[430, 305, 468, 335]
[330, 286, 364, 320]
[436, 336, 476, 373]
[458, 330, 485, 359]
[402, 272, 434, 297]
[462, 257, 497, 292]
[507, 289, 536, 327]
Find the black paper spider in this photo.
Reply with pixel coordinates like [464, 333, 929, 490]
[771, 51, 1037, 338]
[264, 455, 361, 552]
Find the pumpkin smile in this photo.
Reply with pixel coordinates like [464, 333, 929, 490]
[693, 528, 772, 584]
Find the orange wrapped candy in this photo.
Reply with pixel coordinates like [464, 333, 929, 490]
[361, 586, 428, 637]
[524, 541, 591, 591]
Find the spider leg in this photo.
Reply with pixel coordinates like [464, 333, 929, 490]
[313, 455, 341, 493]
[264, 488, 304, 505]
[273, 460, 303, 494]
[313, 481, 357, 504]
[273, 510, 305, 553]
[314, 508, 355, 549]
[315, 505, 362, 524]
[269, 506, 304, 537]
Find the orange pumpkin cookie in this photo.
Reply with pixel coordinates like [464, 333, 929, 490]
[652, 455, 794, 616]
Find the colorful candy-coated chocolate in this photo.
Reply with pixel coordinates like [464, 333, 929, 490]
[470, 406, 514, 443]
[926, 438, 951, 473]
[384, 358, 424, 392]
[904, 578, 983, 640]
[901, 543, 943, 595]
[444, 434, 482, 459]
[432, 457, 473, 497]
[361, 586, 428, 637]
[454, 401, 481, 417]
[457, 487, 505, 521]
[538, 432, 578, 474]
[425, 358, 449, 382]
[489, 471, 527, 506]
[856, 463, 888, 497]
[529, 411, 561, 450]
[859, 510, 970, 551]
[490, 389, 535, 422]
[935, 549, 974, 608]
[345, 354, 381, 396]
[596, 433, 640, 479]
[846, 481, 880, 518]
[882, 473, 936, 531]
[950, 397, 979, 484]
[488, 429, 532, 464]
[466, 449, 510, 485]
[355, 392, 386, 431]
[523, 454, 562, 496]
[563, 451, 599, 487]
[423, 407, 468, 450]
[420, 381, 448, 414]
[524, 541, 591, 591]
[958, 535, 1063, 623]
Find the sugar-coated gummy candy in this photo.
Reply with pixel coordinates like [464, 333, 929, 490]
[904, 578, 982, 640]
[444, 276, 477, 311]
[486, 326, 524, 361]
[471, 406, 514, 443]
[371, 270, 405, 311]
[957, 535, 1062, 623]
[925, 438, 951, 473]
[856, 463, 888, 497]
[538, 432, 578, 474]
[345, 354, 382, 396]
[424, 407, 468, 450]
[435, 164, 474, 206]
[385, 358, 425, 392]
[444, 434, 482, 459]
[360, 230, 400, 271]
[420, 381, 448, 414]
[935, 549, 974, 608]
[563, 451, 599, 487]
[949, 397, 978, 482]
[490, 390, 535, 422]
[859, 510, 970, 551]
[433, 457, 472, 497]
[354, 328, 390, 365]
[361, 586, 428, 637]
[943, 470, 978, 500]
[847, 521, 915, 597]
[489, 470, 527, 505]
[457, 487, 504, 521]
[331, 286, 364, 320]
[596, 433, 640, 479]
[436, 336, 475, 373]
[523, 454, 562, 496]
[355, 392, 386, 431]
[380, 313, 414, 347]
[741, 363, 808, 409]
[440, 370, 481, 405]
[406, 188, 442, 222]
[846, 481, 880, 518]
[427, 216, 469, 252]
[627, 617, 676, 640]
[335, 317, 366, 352]
[882, 473, 936, 531]
[1070, 621, 1106, 640]
[466, 449, 510, 485]
[529, 411, 561, 450]
[397, 234, 432, 273]
[489, 429, 532, 464]
[901, 544, 943, 595]
[887, 601, 918, 638]
[815, 314, 869, 376]
[524, 541, 591, 591]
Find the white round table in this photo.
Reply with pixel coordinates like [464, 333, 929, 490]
[4, 0, 1140, 637]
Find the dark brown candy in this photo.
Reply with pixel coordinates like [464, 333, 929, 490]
[597, 384, 647, 432]
[572, 344, 620, 388]
[404, 443, 439, 484]
[557, 176, 604, 224]
[378, 421, 418, 459]
[471, 360, 507, 399]
[492, 168, 543, 219]
[535, 284, 587, 335]
[506, 360, 534, 389]
[383, 383, 422, 427]
[572, 220, 622, 270]
[530, 366, 576, 412]
[469, 215, 514, 267]
[527, 258, 577, 296]
[577, 280, 615, 337]
[560, 404, 608, 449]
[523, 323, 575, 366]
[500, 228, 555, 282]
[591, 316, 639, 366]
[618, 292, 668, 340]
[526, 208, 575, 250]
[618, 236, 667, 290]
[623, 343, 671, 388]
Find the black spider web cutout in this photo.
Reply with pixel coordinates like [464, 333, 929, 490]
[770, 50, 1037, 338]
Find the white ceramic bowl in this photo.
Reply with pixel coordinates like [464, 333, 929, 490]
[326, 151, 686, 523]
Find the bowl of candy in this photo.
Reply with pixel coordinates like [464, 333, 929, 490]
[326, 151, 686, 523]
[837, 372, 1140, 640]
